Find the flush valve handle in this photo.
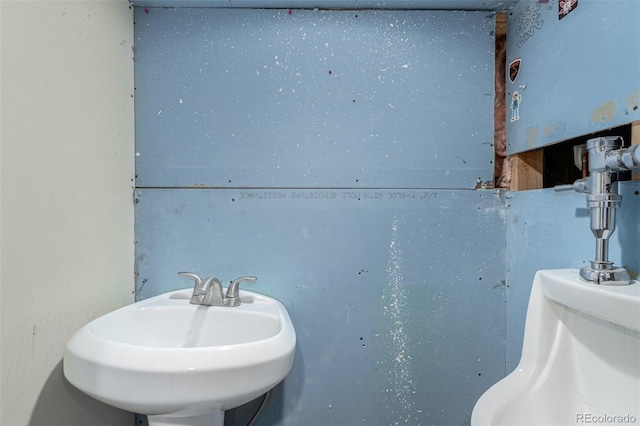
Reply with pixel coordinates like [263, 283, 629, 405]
[553, 178, 587, 193]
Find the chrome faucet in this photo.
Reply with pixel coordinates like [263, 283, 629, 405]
[555, 136, 639, 285]
[178, 272, 257, 306]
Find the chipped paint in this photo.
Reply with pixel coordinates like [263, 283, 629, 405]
[526, 126, 539, 148]
[543, 122, 567, 140]
[590, 101, 616, 126]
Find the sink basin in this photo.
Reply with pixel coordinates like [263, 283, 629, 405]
[63, 288, 296, 426]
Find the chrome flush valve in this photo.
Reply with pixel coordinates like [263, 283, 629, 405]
[556, 136, 640, 285]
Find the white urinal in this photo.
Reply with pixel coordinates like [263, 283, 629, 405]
[472, 269, 640, 426]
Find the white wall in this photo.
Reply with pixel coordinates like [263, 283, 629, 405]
[1, 1, 135, 424]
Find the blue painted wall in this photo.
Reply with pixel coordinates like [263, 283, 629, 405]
[134, 8, 506, 425]
[505, 0, 640, 154]
[134, 8, 496, 189]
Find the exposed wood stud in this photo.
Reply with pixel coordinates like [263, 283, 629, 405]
[632, 121, 640, 145]
[510, 150, 543, 191]
[496, 12, 507, 38]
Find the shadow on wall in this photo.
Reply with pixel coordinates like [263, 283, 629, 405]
[224, 379, 289, 426]
[29, 360, 133, 426]
[618, 183, 640, 279]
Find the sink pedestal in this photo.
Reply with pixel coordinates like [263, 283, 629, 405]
[148, 411, 224, 426]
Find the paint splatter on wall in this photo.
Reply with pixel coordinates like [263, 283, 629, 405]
[381, 218, 417, 425]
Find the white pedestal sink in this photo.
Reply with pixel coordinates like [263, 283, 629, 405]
[63, 288, 296, 426]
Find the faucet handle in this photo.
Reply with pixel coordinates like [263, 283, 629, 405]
[225, 276, 257, 306]
[178, 271, 203, 286]
[178, 272, 204, 304]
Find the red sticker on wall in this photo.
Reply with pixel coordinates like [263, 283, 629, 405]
[559, 0, 578, 19]
[509, 58, 521, 83]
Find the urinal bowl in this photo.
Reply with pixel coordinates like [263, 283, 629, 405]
[472, 269, 640, 426]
